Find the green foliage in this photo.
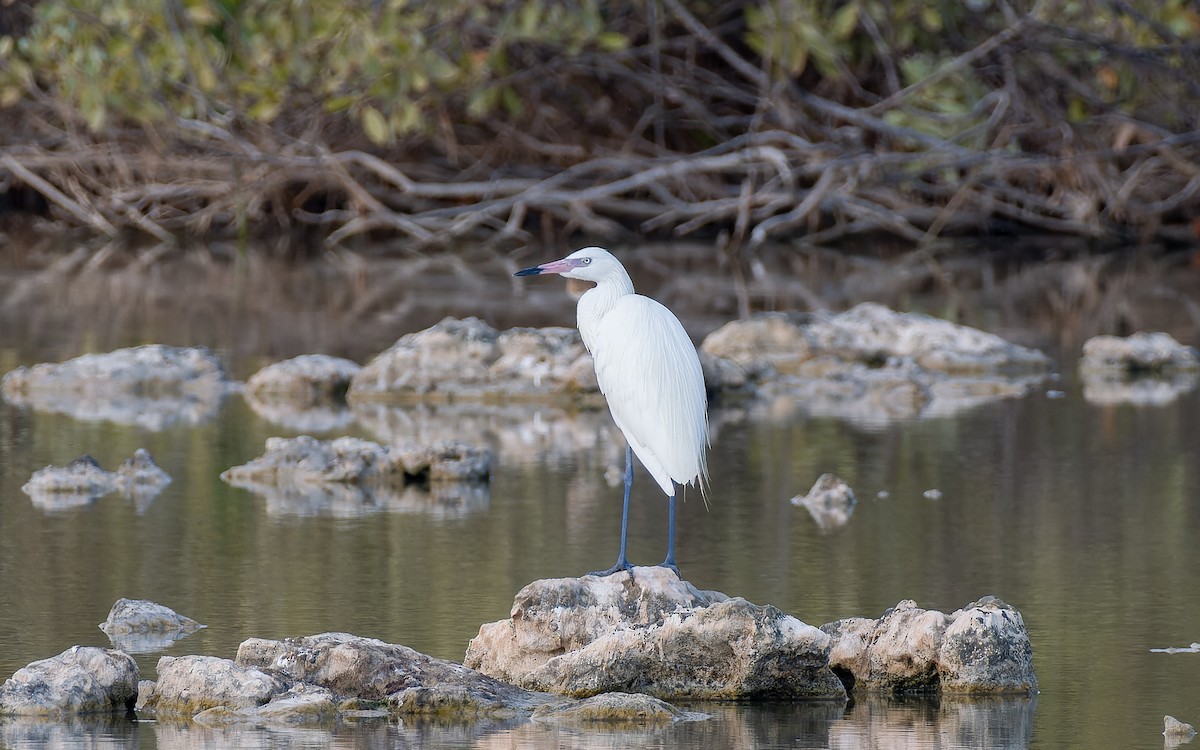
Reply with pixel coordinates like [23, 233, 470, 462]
[0, 0, 626, 143]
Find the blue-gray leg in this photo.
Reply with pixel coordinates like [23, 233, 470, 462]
[589, 445, 635, 577]
[659, 484, 680, 577]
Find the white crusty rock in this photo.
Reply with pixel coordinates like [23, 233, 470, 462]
[465, 567, 846, 700]
[791, 473, 857, 530]
[0, 646, 138, 716]
[99, 598, 205, 654]
[220, 435, 491, 492]
[822, 597, 1038, 695]
[1080, 332, 1200, 372]
[1, 345, 229, 429]
[145, 655, 288, 717]
[245, 354, 361, 402]
[1164, 715, 1197, 740]
[22, 450, 172, 508]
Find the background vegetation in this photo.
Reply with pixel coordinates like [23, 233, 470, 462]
[0, 0, 1198, 249]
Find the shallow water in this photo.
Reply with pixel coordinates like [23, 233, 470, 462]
[0, 239, 1198, 749]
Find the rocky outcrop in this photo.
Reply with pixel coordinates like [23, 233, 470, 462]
[465, 567, 846, 700]
[700, 304, 1051, 424]
[0, 647, 138, 716]
[99, 599, 206, 654]
[144, 655, 288, 717]
[245, 354, 361, 401]
[348, 317, 597, 401]
[22, 449, 172, 509]
[0, 345, 230, 429]
[791, 473, 857, 530]
[1079, 331, 1200, 405]
[821, 597, 1037, 695]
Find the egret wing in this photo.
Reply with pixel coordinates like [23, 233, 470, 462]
[591, 295, 708, 495]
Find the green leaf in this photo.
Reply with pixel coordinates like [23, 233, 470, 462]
[361, 105, 390, 144]
[830, 3, 860, 41]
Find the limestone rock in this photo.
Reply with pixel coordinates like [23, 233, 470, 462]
[700, 313, 816, 377]
[1164, 715, 1197, 739]
[245, 354, 361, 402]
[0, 646, 138, 716]
[349, 317, 502, 398]
[489, 327, 596, 394]
[530, 692, 708, 724]
[791, 473, 857, 530]
[822, 597, 1037, 695]
[465, 568, 846, 700]
[221, 435, 491, 489]
[1, 344, 229, 429]
[1080, 332, 1200, 373]
[22, 450, 172, 508]
[99, 598, 205, 654]
[235, 632, 549, 717]
[192, 684, 340, 725]
[146, 655, 288, 717]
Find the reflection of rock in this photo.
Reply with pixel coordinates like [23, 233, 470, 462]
[1079, 332, 1200, 405]
[791, 473, 857, 530]
[465, 567, 846, 700]
[22, 450, 172, 510]
[0, 646, 138, 716]
[1, 345, 230, 429]
[1080, 332, 1200, 373]
[99, 599, 206, 654]
[0, 715, 138, 748]
[822, 597, 1038, 695]
[349, 317, 598, 401]
[243, 391, 357, 432]
[246, 354, 361, 401]
[700, 306, 1050, 426]
[221, 436, 491, 518]
[829, 694, 1036, 750]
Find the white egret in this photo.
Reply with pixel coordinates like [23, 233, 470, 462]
[515, 247, 708, 576]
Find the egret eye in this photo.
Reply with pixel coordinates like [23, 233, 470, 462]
[583, 258, 592, 264]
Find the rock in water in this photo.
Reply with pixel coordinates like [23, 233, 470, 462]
[245, 354, 362, 402]
[147, 656, 286, 716]
[1081, 332, 1200, 373]
[465, 567, 847, 700]
[822, 597, 1038, 695]
[0, 647, 138, 716]
[791, 473, 857, 530]
[1164, 715, 1197, 739]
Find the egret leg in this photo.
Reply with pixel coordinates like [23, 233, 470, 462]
[658, 485, 681, 577]
[589, 445, 635, 577]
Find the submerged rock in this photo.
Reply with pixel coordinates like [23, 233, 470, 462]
[529, 691, 708, 724]
[791, 473, 857, 530]
[465, 567, 846, 700]
[99, 599, 206, 654]
[822, 596, 1038, 695]
[0, 647, 138, 716]
[22, 450, 172, 509]
[1, 345, 230, 429]
[1164, 715, 1197, 740]
[245, 354, 361, 402]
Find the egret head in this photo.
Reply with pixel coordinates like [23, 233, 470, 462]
[514, 247, 625, 283]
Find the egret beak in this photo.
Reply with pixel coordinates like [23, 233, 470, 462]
[514, 257, 584, 277]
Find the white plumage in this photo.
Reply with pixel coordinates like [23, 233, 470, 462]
[515, 246, 709, 575]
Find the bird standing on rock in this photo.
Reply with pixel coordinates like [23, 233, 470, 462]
[514, 247, 709, 577]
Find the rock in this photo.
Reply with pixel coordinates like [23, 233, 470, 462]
[0, 646, 138, 716]
[465, 567, 846, 700]
[22, 451, 171, 508]
[235, 632, 550, 717]
[245, 354, 361, 402]
[348, 316, 501, 399]
[822, 597, 1037, 695]
[530, 692, 708, 724]
[192, 684, 340, 725]
[99, 598, 205, 654]
[145, 655, 288, 717]
[488, 327, 597, 394]
[791, 473, 857, 530]
[700, 305, 1050, 425]
[1164, 715, 1197, 739]
[221, 435, 491, 489]
[1, 344, 229, 429]
[1080, 332, 1200, 373]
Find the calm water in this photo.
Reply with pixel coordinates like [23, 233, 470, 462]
[0, 239, 1198, 749]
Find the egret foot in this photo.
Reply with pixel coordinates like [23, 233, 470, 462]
[588, 559, 634, 577]
[657, 560, 680, 578]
